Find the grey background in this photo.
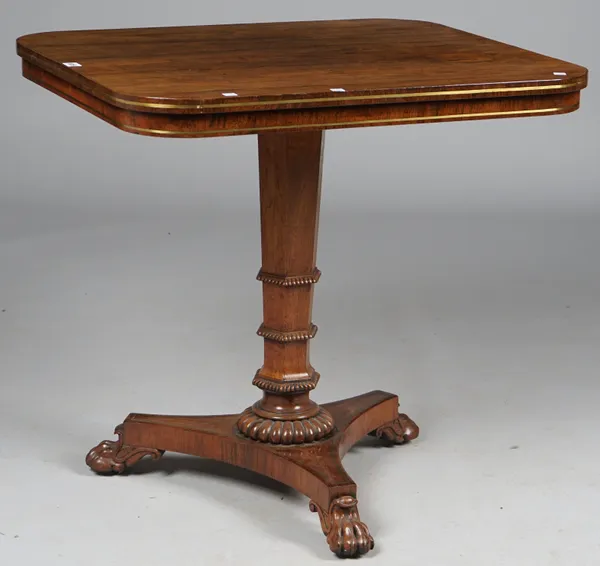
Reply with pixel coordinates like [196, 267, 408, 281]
[1, 1, 598, 565]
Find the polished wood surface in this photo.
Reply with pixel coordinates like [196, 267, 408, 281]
[20, 61, 583, 138]
[18, 19, 587, 559]
[86, 390, 418, 558]
[17, 19, 587, 137]
[237, 131, 335, 445]
[17, 19, 587, 112]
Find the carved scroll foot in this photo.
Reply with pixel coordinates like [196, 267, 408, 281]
[370, 411, 419, 444]
[85, 424, 164, 474]
[309, 496, 374, 558]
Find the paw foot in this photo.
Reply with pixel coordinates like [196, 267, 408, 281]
[370, 412, 419, 444]
[85, 424, 164, 474]
[309, 496, 374, 558]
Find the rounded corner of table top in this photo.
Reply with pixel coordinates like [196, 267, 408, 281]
[16, 30, 60, 56]
[16, 30, 44, 47]
[568, 65, 589, 87]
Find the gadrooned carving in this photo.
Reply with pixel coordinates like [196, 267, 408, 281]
[237, 407, 334, 444]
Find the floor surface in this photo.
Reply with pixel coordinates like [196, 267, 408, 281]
[1, 204, 599, 565]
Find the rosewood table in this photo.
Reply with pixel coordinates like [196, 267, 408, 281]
[17, 19, 587, 558]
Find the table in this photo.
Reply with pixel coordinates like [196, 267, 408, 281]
[17, 19, 587, 558]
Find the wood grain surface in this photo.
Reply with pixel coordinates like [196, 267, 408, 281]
[18, 19, 587, 117]
[86, 390, 419, 557]
[20, 60, 584, 138]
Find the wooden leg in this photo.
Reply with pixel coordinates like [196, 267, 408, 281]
[85, 132, 419, 558]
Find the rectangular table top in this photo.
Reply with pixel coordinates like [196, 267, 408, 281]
[17, 19, 587, 113]
[17, 19, 587, 137]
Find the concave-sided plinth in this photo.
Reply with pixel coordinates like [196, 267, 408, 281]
[86, 390, 418, 557]
[86, 131, 419, 558]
